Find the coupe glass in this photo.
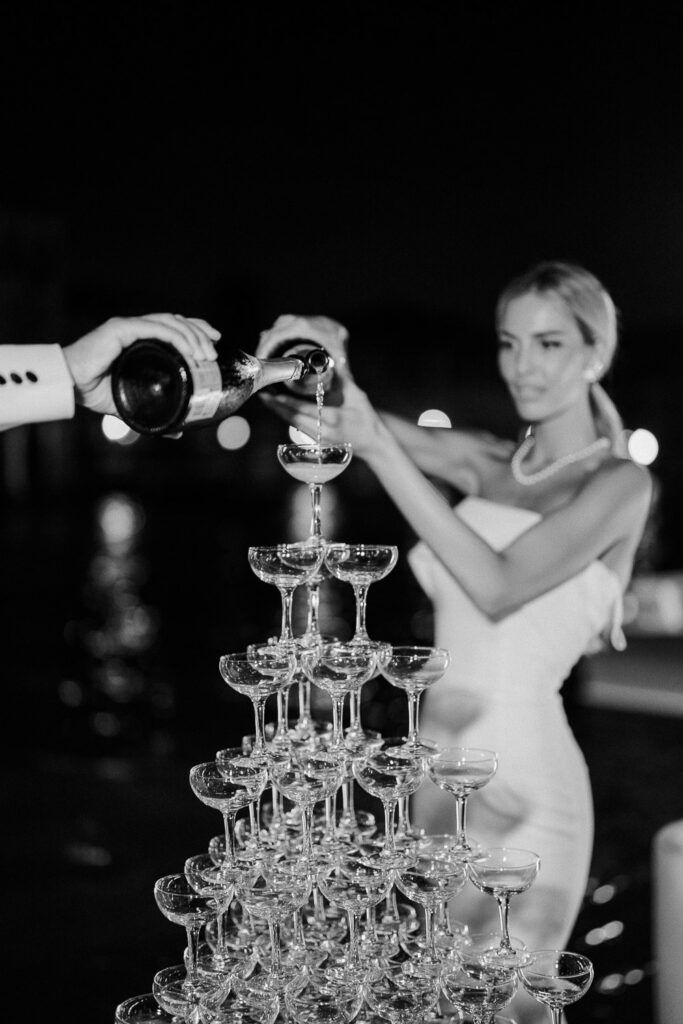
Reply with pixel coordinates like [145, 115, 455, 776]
[468, 847, 541, 968]
[277, 442, 353, 541]
[270, 750, 345, 861]
[152, 963, 231, 1022]
[364, 960, 441, 1024]
[353, 748, 424, 867]
[215, 975, 281, 1024]
[190, 760, 266, 870]
[115, 993, 174, 1023]
[219, 650, 296, 757]
[395, 851, 467, 970]
[285, 965, 364, 1024]
[426, 747, 498, 860]
[317, 855, 391, 969]
[236, 861, 312, 991]
[247, 642, 300, 748]
[441, 960, 518, 1024]
[215, 748, 268, 857]
[324, 543, 398, 645]
[380, 645, 450, 755]
[184, 852, 238, 975]
[301, 642, 377, 749]
[518, 949, 594, 1023]
[153, 874, 216, 994]
[248, 543, 324, 644]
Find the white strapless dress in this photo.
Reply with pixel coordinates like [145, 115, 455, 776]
[409, 496, 623, 1020]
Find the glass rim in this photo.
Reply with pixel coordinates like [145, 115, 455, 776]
[521, 949, 594, 975]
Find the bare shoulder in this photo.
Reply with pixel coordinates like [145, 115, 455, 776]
[584, 455, 654, 528]
[593, 455, 653, 501]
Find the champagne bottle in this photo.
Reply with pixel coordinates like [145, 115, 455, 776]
[111, 340, 321, 435]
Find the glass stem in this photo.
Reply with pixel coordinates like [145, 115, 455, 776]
[383, 799, 397, 854]
[306, 578, 321, 637]
[275, 691, 287, 739]
[406, 691, 421, 746]
[268, 918, 282, 978]
[279, 587, 295, 642]
[496, 894, 512, 950]
[348, 690, 359, 731]
[185, 923, 201, 987]
[353, 583, 370, 640]
[549, 1011, 562, 1024]
[454, 793, 470, 849]
[248, 801, 262, 851]
[270, 784, 282, 825]
[397, 796, 412, 839]
[331, 694, 346, 748]
[297, 675, 312, 729]
[253, 696, 267, 755]
[346, 910, 359, 967]
[215, 906, 226, 955]
[424, 905, 436, 958]
[222, 811, 237, 867]
[309, 483, 323, 539]
[313, 883, 326, 926]
[324, 794, 337, 844]
[301, 804, 314, 860]
[365, 904, 378, 944]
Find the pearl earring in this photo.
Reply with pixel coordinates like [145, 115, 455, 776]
[585, 362, 603, 383]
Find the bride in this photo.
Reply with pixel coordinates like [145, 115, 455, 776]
[261, 261, 652, 1022]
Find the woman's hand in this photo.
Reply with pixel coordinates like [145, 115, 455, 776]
[261, 376, 385, 459]
[63, 313, 221, 416]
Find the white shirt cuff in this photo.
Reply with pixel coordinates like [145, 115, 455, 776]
[0, 344, 75, 429]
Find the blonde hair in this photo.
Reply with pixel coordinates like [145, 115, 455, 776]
[496, 261, 627, 455]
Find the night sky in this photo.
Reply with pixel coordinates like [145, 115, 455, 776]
[1, 2, 683, 555]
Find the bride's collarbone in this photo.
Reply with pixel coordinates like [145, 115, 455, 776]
[476, 451, 623, 515]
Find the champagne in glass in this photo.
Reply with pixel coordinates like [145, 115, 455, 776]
[277, 443, 353, 542]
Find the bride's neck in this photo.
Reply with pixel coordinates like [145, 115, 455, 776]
[527, 399, 598, 461]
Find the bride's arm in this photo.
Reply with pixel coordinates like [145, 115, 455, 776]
[366, 418, 651, 616]
[263, 380, 652, 619]
[377, 412, 514, 489]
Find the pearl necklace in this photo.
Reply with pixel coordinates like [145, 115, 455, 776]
[510, 434, 611, 486]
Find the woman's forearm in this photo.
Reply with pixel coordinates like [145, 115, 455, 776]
[379, 411, 483, 485]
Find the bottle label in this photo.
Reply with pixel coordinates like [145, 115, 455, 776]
[184, 361, 223, 424]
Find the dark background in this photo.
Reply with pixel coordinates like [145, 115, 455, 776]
[1, 4, 683, 1022]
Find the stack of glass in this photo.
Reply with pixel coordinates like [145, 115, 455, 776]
[114, 442, 593, 1024]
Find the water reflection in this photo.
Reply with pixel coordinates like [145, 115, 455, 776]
[61, 492, 172, 752]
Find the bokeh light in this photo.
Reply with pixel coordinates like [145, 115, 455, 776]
[216, 416, 251, 450]
[101, 415, 138, 445]
[417, 409, 452, 428]
[627, 428, 659, 466]
[289, 425, 316, 444]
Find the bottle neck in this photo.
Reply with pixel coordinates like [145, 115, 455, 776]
[254, 354, 305, 390]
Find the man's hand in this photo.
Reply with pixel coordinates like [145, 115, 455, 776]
[62, 313, 220, 416]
